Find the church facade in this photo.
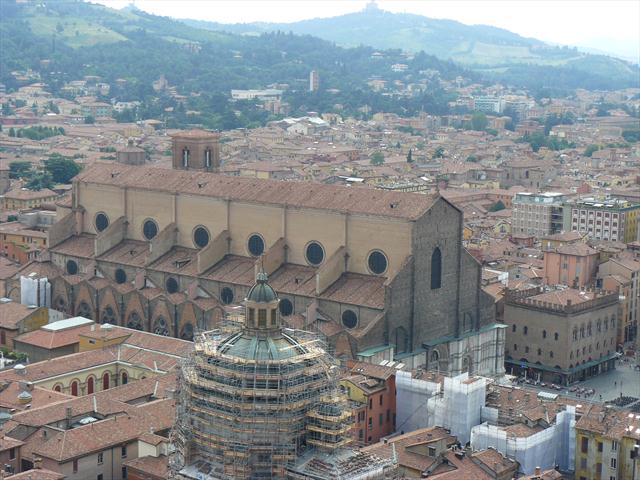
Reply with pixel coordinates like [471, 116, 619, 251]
[15, 133, 504, 376]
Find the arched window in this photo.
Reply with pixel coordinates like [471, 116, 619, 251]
[101, 306, 116, 324]
[121, 371, 128, 385]
[0, 331, 5, 346]
[523, 326, 528, 335]
[542, 330, 547, 339]
[153, 317, 169, 336]
[77, 301, 92, 319]
[554, 332, 559, 341]
[115, 268, 127, 284]
[103, 372, 110, 390]
[204, 149, 211, 168]
[279, 298, 293, 317]
[220, 287, 234, 305]
[71, 381, 78, 396]
[182, 148, 190, 167]
[430, 247, 442, 290]
[430, 350, 439, 363]
[53, 384, 62, 392]
[573, 328, 578, 341]
[587, 322, 592, 336]
[127, 312, 143, 331]
[165, 277, 179, 294]
[580, 325, 585, 338]
[181, 323, 194, 341]
[87, 376, 94, 394]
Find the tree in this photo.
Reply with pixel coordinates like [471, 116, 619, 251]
[84, 115, 95, 124]
[471, 112, 488, 131]
[465, 155, 478, 163]
[9, 161, 32, 179]
[406, 149, 413, 163]
[8, 127, 15, 137]
[622, 130, 640, 143]
[489, 200, 506, 212]
[432, 146, 445, 159]
[370, 151, 385, 166]
[584, 145, 600, 157]
[44, 154, 82, 183]
[25, 171, 54, 191]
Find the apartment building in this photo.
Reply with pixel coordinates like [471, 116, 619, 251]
[512, 192, 567, 238]
[566, 197, 640, 243]
[575, 406, 640, 480]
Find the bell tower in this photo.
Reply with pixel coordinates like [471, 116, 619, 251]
[170, 129, 220, 172]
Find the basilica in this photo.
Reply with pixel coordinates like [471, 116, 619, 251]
[10, 130, 505, 376]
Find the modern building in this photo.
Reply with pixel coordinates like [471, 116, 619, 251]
[512, 192, 566, 238]
[309, 70, 319, 92]
[473, 96, 504, 114]
[172, 272, 392, 480]
[230, 89, 283, 101]
[504, 287, 619, 385]
[565, 197, 640, 243]
[33, 129, 505, 376]
[80, 102, 113, 119]
[574, 406, 640, 480]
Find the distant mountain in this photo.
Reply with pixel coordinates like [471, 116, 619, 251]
[184, 5, 639, 91]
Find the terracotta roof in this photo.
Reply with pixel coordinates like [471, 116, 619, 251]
[33, 399, 176, 461]
[348, 361, 397, 380]
[576, 404, 640, 441]
[123, 454, 168, 479]
[48, 234, 95, 258]
[170, 129, 219, 139]
[0, 434, 24, 451]
[554, 243, 597, 256]
[528, 288, 597, 306]
[319, 273, 385, 309]
[0, 382, 71, 412]
[13, 324, 95, 350]
[0, 302, 40, 330]
[9, 469, 65, 480]
[74, 162, 437, 220]
[3, 188, 57, 200]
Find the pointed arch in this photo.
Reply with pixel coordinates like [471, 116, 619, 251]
[431, 247, 442, 290]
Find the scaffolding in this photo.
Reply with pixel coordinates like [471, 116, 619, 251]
[171, 320, 353, 480]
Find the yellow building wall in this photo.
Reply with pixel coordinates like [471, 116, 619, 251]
[78, 334, 130, 352]
[340, 379, 367, 404]
[22, 307, 49, 333]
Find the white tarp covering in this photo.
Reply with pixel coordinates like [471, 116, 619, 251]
[20, 275, 50, 307]
[427, 373, 486, 444]
[470, 405, 576, 475]
[395, 370, 441, 433]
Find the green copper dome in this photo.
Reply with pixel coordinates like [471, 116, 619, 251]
[246, 271, 278, 303]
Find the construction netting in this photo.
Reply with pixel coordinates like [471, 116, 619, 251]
[427, 373, 487, 444]
[395, 370, 441, 433]
[470, 405, 576, 475]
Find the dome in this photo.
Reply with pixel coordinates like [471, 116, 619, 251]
[246, 271, 278, 303]
[218, 330, 307, 361]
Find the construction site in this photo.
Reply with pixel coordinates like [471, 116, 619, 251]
[170, 272, 395, 480]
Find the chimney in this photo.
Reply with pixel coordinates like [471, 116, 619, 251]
[535, 466, 541, 475]
[66, 406, 73, 428]
[33, 456, 43, 470]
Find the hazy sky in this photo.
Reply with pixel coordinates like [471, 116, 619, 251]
[94, 0, 640, 61]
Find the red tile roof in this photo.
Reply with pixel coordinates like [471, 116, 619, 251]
[75, 162, 437, 220]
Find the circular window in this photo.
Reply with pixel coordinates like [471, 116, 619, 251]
[279, 298, 293, 317]
[142, 219, 158, 240]
[95, 212, 109, 232]
[367, 250, 388, 275]
[305, 242, 325, 266]
[247, 234, 265, 257]
[342, 309, 358, 329]
[166, 277, 179, 294]
[114, 268, 127, 284]
[193, 226, 210, 248]
[66, 260, 78, 275]
[220, 287, 234, 305]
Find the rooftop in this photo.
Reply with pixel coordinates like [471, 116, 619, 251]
[74, 162, 437, 220]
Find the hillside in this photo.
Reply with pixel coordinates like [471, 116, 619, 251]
[185, 5, 639, 91]
[0, 0, 466, 127]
